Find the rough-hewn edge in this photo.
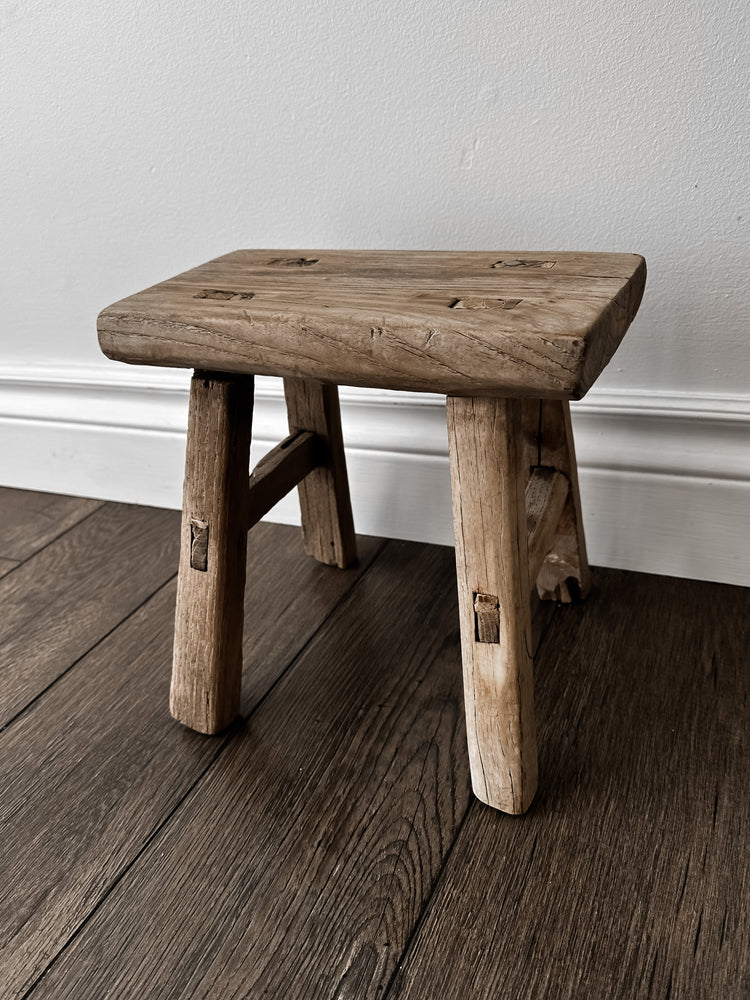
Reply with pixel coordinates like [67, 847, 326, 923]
[574, 255, 647, 399]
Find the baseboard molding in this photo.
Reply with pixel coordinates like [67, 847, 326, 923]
[1, 364, 749, 586]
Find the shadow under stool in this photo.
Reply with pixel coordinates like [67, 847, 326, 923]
[98, 249, 646, 814]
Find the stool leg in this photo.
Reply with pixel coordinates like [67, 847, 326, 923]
[532, 399, 591, 602]
[447, 395, 537, 814]
[170, 371, 254, 734]
[283, 377, 357, 569]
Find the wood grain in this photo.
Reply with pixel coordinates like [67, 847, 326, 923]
[0, 522, 383, 1000]
[171, 371, 254, 734]
[4, 495, 744, 1000]
[97, 249, 646, 398]
[0, 487, 101, 564]
[247, 430, 322, 527]
[387, 569, 750, 1000]
[447, 395, 537, 814]
[0, 502, 180, 728]
[284, 377, 357, 568]
[20, 540, 474, 1000]
[534, 399, 591, 601]
[525, 467, 569, 587]
[0, 556, 19, 578]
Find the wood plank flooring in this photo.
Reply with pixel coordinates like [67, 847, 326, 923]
[0, 487, 747, 1000]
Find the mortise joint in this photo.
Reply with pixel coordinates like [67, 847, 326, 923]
[190, 519, 209, 571]
[474, 592, 500, 643]
[491, 259, 556, 269]
[266, 257, 319, 267]
[193, 289, 255, 300]
[450, 297, 522, 311]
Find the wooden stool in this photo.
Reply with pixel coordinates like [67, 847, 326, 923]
[98, 249, 646, 814]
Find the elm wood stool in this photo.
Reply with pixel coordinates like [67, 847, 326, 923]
[98, 249, 646, 815]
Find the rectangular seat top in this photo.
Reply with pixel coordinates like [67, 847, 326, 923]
[98, 249, 646, 398]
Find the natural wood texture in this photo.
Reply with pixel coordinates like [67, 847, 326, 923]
[3, 496, 746, 1000]
[284, 377, 357, 568]
[447, 395, 537, 814]
[0, 585, 220, 1000]
[171, 371, 254, 734]
[0, 520, 383, 1000]
[0, 556, 19, 577]
[520, 397, 543, 481]
[98, 249, 646, 398]
[533, 399, 591, 601]
[474, 592, 501, 643]
[0, 487, 101, 565]
[387, 568, 750, 1000]
[247, 430, 322, 527]
[0, 501, 180, 728]
[525, 467, 569, 587]
[21, 541, 477, 1000]
[189, 517, 209, 570]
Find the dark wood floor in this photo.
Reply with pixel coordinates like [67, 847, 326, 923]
[0, 487, 747, 1000]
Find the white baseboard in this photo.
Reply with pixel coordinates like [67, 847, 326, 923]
[1, 364, 749, 587]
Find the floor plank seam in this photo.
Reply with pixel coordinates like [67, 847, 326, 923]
[381, 797, 475, 1000]
[371, 701, 459, 985]
[0, 570, 178, 737]
[234, 536, 391, 725]
[0, 501, 105, 580]
[4, 501, 746, 999]
[533, 595, 566, 666]
[19, 536, 391, 998]
[379, 595, 563, 1000]
[18, 729, 238, 1000]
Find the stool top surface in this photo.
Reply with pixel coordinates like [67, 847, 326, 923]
[98, 249, 646, 398]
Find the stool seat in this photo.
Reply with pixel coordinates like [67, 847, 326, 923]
[98, 249, 646, 398]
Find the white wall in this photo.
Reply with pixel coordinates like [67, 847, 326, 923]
[2, 0, 749, 584]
